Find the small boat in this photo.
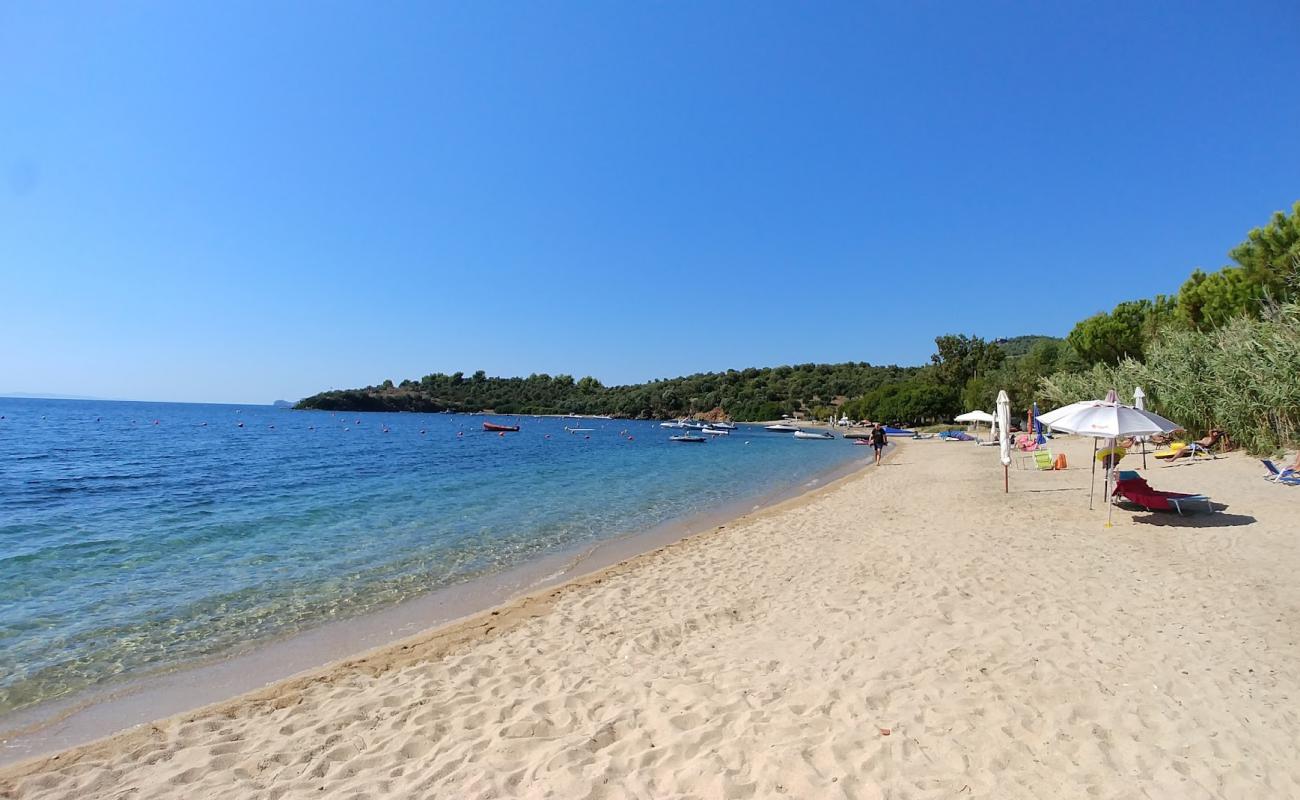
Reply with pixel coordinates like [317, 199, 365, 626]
[793, 430, 835, 440]
[660, 420, 684, 428]
[843, 431, 871, 439]
[702, 426, 730, 436]
[670, 434, 707, 443]
[680, 421, 707, 430]
[483, 421, 520, 432]
[764, 423, 800, 432]
[852, 438, 873, 446]
[708, 421, 738, 430]
[565, 426, 594, 433]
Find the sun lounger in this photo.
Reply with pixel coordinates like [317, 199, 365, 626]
[1111, 475, 1214, 514]
[1261, 459, 1300, 485]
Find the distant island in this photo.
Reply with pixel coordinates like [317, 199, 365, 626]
[271, 400, 295, 408]
[295, 335, 1061, 423]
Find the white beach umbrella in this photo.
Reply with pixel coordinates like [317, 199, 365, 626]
[1038, 400, 1179, 439]
[955, 409, 996, 441]
[1037, 394, 1182, 525]
[996, 390, 1011, 492]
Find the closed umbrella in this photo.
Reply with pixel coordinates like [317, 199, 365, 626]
[996, 390, 1011, 492]
[1036, 392, 1181, 525]
[1032, 401, 1045, 445]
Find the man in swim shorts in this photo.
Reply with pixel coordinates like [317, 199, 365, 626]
[870, 423, 888, 465]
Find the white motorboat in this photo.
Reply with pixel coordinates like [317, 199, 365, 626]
[702, 426, 730, 436]
[764, 423, 800, 432]
[793, 430, 835, 440]
[709, 421, 738, 430]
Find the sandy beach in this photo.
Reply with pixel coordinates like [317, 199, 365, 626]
[4, 436, 1299, 799]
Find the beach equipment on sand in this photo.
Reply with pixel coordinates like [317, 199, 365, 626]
[1261, 460, 1300, 485]
[956, 410, 996, 443]
[997, 390, 1012, 492]
[1111, 472, 1214, 514]
[1036, 391, 1182, 526]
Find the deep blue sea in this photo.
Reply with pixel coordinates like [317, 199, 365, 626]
[0, 398, 867, 716]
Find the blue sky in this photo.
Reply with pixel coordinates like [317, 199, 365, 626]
[3, 2, 1298, 404]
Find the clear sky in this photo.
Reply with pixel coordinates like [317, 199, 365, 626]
[3, 2, 1298, 404]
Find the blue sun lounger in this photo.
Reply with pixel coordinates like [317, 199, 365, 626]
[1261, 460, 1300, 485]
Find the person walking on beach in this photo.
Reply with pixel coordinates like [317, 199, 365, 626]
[870, 423, 888, 465]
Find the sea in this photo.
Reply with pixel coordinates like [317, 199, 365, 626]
[0, 398, 870, 720]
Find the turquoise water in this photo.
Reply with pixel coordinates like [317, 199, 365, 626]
[0, 399, 868, 715]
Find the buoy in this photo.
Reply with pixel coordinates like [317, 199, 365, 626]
[628, 436, 634, 441]
[268, 424, 275, 429]
[420, 429, 426, 435]
[457, 431, 463, 437]
[237, 422, 244, 428]
[545, 434, 551, 439]
[499, 431, 505, 437]
[585, 435, 590, 439]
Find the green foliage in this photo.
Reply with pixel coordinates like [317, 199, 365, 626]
[1175, 267, 1262, 331]
[1229, 201, 1300, 302]
[992, 335, 1057, 359]
[298, 362, 918, 421]
[1066, 299, 1155, 365]
[849, 371, 960, 425]
[1040, 303, 1300, 454]
[930, 334, 1005, 387]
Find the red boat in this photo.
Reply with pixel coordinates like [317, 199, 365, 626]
[482, 421, 520, 432]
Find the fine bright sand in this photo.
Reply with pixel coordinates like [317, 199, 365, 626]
[3, 437, 1299, 798]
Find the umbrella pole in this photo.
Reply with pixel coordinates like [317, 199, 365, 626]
[1004, 463, 1008, 494]
[1089, 439, 1098, 510]
[1141, 438, 1148, 470]
[1105, 463, 1114, 527]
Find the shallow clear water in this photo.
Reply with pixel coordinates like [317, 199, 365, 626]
[0, 398, 867, 714]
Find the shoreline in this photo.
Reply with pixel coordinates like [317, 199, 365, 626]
[5, 436, 1299, 797]
[0, 443, 888, 769]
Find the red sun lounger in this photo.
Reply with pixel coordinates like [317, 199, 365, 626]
[1112, 476, 1214, 515]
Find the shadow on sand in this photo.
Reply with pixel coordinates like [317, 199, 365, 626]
[1127, 505, 1256, 528]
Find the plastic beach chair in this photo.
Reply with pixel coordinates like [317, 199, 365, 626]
[1261, 459, 1300, 485]
[1111, 475, 1214, 514]
[1032, 450, 1055, 470]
